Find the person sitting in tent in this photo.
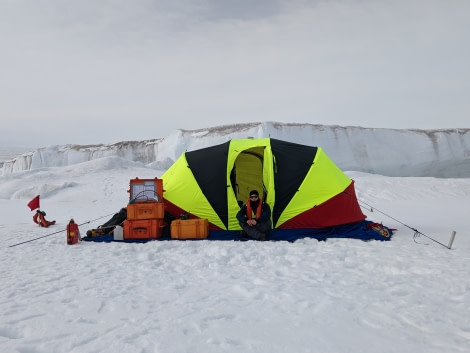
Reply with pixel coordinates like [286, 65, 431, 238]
[236, 190, 271, 241]
[33, 209, 56, 228]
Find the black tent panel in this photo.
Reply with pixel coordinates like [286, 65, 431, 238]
[185, 141, 230, 227]
[270, 139, 317, 226]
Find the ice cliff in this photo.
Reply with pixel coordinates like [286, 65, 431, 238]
[2, 122, 469, 178]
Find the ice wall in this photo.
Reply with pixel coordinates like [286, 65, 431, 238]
[2, 122, 469, 178]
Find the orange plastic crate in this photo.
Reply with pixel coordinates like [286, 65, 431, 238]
[171, 219, 209, 239]
[123, 219, 165, 240]
[126, 202, 165, 221]
[128, 177, 163, 202]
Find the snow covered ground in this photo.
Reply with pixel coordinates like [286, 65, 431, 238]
[1, 155, 469, 353]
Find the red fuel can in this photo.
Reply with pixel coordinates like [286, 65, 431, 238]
[66, 219, 80, 245]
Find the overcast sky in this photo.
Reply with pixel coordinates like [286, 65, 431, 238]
[1, 0, 469, 147]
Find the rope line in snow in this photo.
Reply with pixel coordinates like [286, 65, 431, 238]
[358, 199, 455, 249]
[8, 212, 116, 248]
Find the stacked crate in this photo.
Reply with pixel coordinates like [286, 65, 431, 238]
[123, 177, 165, 240]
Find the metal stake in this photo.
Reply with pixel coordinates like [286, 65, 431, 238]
[447, 231, 457, 249]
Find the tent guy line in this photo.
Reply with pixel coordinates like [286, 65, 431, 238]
[358, 199, 457, 249]
[8, 212, 116, 248]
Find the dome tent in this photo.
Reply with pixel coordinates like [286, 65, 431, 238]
[161, 138, 391, 241]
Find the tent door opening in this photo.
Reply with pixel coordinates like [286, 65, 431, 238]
[231, 147, 266, 205]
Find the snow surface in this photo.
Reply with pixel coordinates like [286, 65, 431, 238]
[1, 145, 470, 352]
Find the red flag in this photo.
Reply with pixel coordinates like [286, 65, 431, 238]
[27, 195, 40, 211]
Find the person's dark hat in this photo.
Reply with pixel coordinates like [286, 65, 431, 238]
[249, 190, 259, 197]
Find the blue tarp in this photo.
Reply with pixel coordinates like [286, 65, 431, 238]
[82, 220, 393, 243]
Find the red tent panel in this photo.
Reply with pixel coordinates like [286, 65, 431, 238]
[278, 182, 366, 229]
